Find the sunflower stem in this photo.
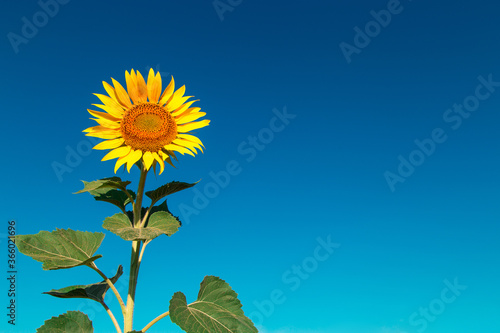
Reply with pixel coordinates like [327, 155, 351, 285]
[138, 240, 150, 265]
[100, 300, 123, 333]
[124, 241, 140, 332]
[89, 262, 126, 318]
[138, 204, 153, 228]
[133, 164, 147, 227]
[123, 189, 135, 211]
[124, 163, 148, 332]
[141, 310, 170, 332]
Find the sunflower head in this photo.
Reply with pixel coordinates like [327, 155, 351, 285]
[83, 69, 210, 174]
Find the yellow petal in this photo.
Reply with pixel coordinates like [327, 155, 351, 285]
[94, 94, 125, 116]
[166, 85, 189, 111]
[85, 130, 121, 139]
[126, 149, 143, 172]
[92, 103, 124, 119]
[142, 151, 154, 170]
[87, 109, 120, 122]
[152, 153, 165, 174]
[102, 81, 120, 105]
[83, 125, 108, 133]
[163, 144, 195, 157]
[112, 78, 132, 108]
[102, 146, 131, 161]
[176, 134, 204, 147]
[93, 138, 124, 150]
[173, 106, 201, 119]
[135, 70, 148, 102]
[172, 138, 203, 153]
[90, 117, 121, 129]
[170, 96, 192, 112]
[114, 154, 130, 173]
[176, 112, 206, 125]
[125, 70, 140, 104]
[147, 69, 162, 103]
[166, 85, 185, 106]
[159, 76, 175, 105]
[156, 72, 163, 88]
[171, 100, 198, 117]
[171, 85, 186, 99]
[177, 119, 210, 133]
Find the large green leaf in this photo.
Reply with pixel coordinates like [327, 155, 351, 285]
[170, 276, 257, 333]
[103, 211, 180, 241]
[74, 177, 131, 194]
[89, 187, 136, 211]
[16, 229, 104, 270]
[43, 265, 123, 303]
[37, 311, 93, 333]
[145, 181, 198, 205]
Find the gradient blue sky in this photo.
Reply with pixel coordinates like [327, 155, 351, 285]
[2, 0, 500, 332]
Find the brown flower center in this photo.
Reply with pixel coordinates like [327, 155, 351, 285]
[121, 103, 177, 152]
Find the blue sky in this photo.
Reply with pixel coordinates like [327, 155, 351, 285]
[1, 0, 500, 332]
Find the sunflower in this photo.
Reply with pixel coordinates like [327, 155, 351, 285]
[83, 69, 210, 174]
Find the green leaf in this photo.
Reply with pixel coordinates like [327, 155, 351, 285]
[169, 276, 257, 333]
[76, 177, 136, 211]
[145, 181, 198, 205]
[147, 211, 180, 235]
[43, 265, 123, 303]
[103, 212, 180, 241]
[74, 177, 131, 194]
[89, 187, 136, 211]
[37, 311, 93, 333]
[16, 229, 104, 270]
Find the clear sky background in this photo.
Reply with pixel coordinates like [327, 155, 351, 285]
[1, 0, 500, 332]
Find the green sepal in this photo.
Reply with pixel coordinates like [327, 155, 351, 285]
[36, 311, 93, 333]
[43, 265, 123, 303]
[145, 181, 198, 205]
[16, 229, 104, 270]
[103, 210, 180, 241]
[169, 276, 257, 333]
